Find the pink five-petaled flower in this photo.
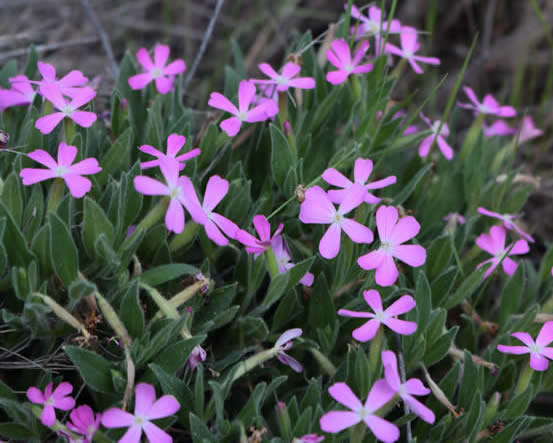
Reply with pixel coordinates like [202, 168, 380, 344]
[319, 381, 399, 442]
[458, 87, 516, 117]
[274, 328, 303, 373]
[254, 62, 315, 91]
[350, 4, 401, 40]
[518, 116, 543, 143]
[272, 234, 314, 286]
[338, 289, 416, 342]
[299, 186, 373, 259]
[180, 174, 239, 246]
[475, 225, 529, 278]
[477, 206, 534, 243]
[66, 405, 101, 441]
[35, 84, 97, 134]
[26, 381, 76, 426]
[385, 27, 440, 74]
[326, 39, 374, 85]
[323, 157, 396, 205]
[381, 350, 435, 423]
[20, 142, 101, 198]
[29, 61, 88, 97]
[418, 113, 453, 160]
[0, 75, 36, 111]
[139, 134, 200, 170]
[208, 80, 278, 136]
[236, 214, 283, 257]
[358, 206, 426, 287]
[497, 322, 553, 371]
[133, 158, 195, 234]
[101, 382, 180, 443]
[128, 44, 186, 94]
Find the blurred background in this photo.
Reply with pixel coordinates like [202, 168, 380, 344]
[0, 0, 552, 237]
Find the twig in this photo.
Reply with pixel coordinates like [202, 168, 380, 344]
[79, 0, 119, 78]
[182, 0, 225, 94]
[0, 37, 99, 62]
[395, 335, 412, 441]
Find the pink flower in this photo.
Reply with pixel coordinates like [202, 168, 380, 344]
[381, 351, 435, 423]
[253, 62, 315, 91]
[293, 434, 324, 443]
[274, 328, 303, 373]
[477, 207, 534, 243]
[358, 206, 426, 287]
[180, 175, 239, 246]
[133, 158, 197, 234]
[517, 116, 543, 143]
[29, 61, 88, 97]
[299, 186, 373, 259]
[0, 75, 36, 111]
[101, 382, 180, 443]
[188, 345, 207, 371]
[128, 44, 186, 94]
[326, 39, 374, 85]
[66, 405, 101, 441]
[482, 120, 515, 137]
[20, 142, 101, 198]
[139, 134, 200, 170]
[272, 234, 314, 286]
[26, 381, 76, 426]
[208, 80, 278, 136]
[385, 27, 440, 74]
[475, 226, 529, 278]
[319, 381, 398, 442]
[349, 4, 401, 40]
[443, 213, 466, 224]
[338, 289, 416, 341]
[322, 157, 396, 205]
[458, 87, 516, 117]
[418, 113, 453, 160]
[35, 84, 97, 134]
[497, 322, 553, 371]
[236, 214, 283, 256]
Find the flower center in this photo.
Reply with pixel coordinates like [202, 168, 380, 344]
[134, 415, 146, 426]
[374, 310, 388, 323]
[168, 185, 181, 200]
[344, 64, 354, 73]
[332, 212, 344, 225]
[403, 50, 414, 58]
[151, 68, 163, 78]
[55, 166, 68, 177]
[479, 104, 490, 114]
[238, 111, 248, 121]
[431, 121, 444, 136]
[62, 104, 74, 116]
[529, 343, 542, 354]
[495, 249, 507, 260]
[398, 384, 409, 398]
[45, 396, 54, 406]
[276, 75, 287, 85]
[381, 240, 394, 254]
[358, 407, 370, 419]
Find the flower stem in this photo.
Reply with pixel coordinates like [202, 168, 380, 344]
[350, 75, 362, 102]
[122, 197, 169, 249]
[47, 178, 65, 212]
[228, 348, 278, 385]
[168, 221, 200, 252]
[309, 347, 337, 376]
[459, 113, 485, 161]
[369, 325, 383, 376]
[264, 246, 280, 279]
[63, 118, 75, 144]
[351, 422, 366, 443]
[514, 362, 533, 396]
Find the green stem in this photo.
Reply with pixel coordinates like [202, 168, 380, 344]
[229, 348, 278, 385]
[514, 362, 534, 396]
[278, 91, 289, 128]
[369, 325, 383, 376]
[63, 118, 75, 144]
[351, 422, 366, 443]
[350, 75, 362, 102]
[265, 246, 280, 279]
[459, 113, 485, 161]
[168, 222, 200, 252]
[122, 197, 170, 249]
[47, 178, 65, 212]
[309, 347, 337, 376]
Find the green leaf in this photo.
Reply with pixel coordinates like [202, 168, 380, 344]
[444, 265, 487, 309]
[82, 197, 115, 257]
[500, 264, 525, 328]
[150, 363, 194, 424]
[415, 270, 432, 333]
[189, 413, 216, 442]
[152, 336, 206, 374]
[254, 272, 290, 313]
[393, 162, 432, 205]
[423, 326, 458, 367]
[120, 281, 144, 338]
[97, 127, 133, 186]
[48, 212, 78, 286]
[1, 171, 23, 225]
[140, 263, 199, 286]
[64, 345, 113, 393]
[0, 200, 34, 267]
[270, 124, 295, 190]
[0, 422, 34, 439]
[308, 273, 336, 330]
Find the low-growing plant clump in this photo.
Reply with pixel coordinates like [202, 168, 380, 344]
[0, 2, 552, 442]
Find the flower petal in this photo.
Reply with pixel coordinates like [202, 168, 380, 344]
[375, 254, 399, 287]
[128, 73, 154, 90]
[320, 411, 361, 433]
[70, 111, 97, 128]
[530, 352, 549, 371]
[537, 322, 553, 347]
[393, 244, 426, 267]
[134, 176, 169, 196]
[64, 174, 92, 198]
[275, 328, 302, 348]
[154, 44, 170, 68]
[101, 408, 135, 428]
[26, 387, 45, 404]
[363, 289, 383, 312]
[35, 112, 65, 134]
[147, 394, 180, 420]
[405, 395, 435, 424]
[357, 249, 386, 270]
[385, 295, 416, 316]
[238, 80, 256, 113]
[136, 47, 154, 70]
[143, 421, 172, 443]
[220, 117, 242, 136]
[322, 168, 352, 188]
[165, 198, 185, 233]
[203, 175, 228, 212]
[364, 415, 400, 442]
[383, 318, 417, 335]
[328, 382, 362, 411]
[20, 168, 57, 185]
[390, 216, 420, 245]
[340, 218, 373, 244]
[352, 319, 380, 342]
[319, 224, 341, 259]
[376, 205, 398, 242]
[208, 92, 238, 115]
[155, 76, 173, 94]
